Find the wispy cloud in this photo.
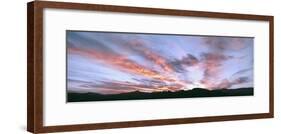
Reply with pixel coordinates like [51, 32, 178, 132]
[216, 77, 250, 89]
[126, 39, 175, 73]
[232, 68, 253, 77]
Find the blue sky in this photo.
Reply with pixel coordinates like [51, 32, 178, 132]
[67, 31, 253, 94]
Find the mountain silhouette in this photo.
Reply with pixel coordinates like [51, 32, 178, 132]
[67, 87, 253, 102]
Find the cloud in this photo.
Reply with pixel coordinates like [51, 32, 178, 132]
[216, 79, 232, 89]
[78, 81, 138, 94]
[202, 37, 249, 52]
[232, 68, 253, 77]
[216, 77, 250, 89]
[197, 37, 252, 90]
[201, 53, 233, 62]
[198, 53, 234, 89]
[77, 79, 185, 94]
[200, 53, 233, 78]
[126, 39, 174, 73]
[69, 48, 162, 80]
[234, 77, 249, 83]
[133, 78, 167, 86]
[181, 54, 199, 65]
[67, 32, 116, 54]
[68, 47, 188, 89]
[169, 52, 235, 90]
[170, 54, 199, 73]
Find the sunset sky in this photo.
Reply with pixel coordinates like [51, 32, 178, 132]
[67, 31, 253, 95]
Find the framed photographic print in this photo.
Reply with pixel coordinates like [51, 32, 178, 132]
[27, 1, 274, 133]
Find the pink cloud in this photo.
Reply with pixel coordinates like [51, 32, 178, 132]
[199, 53, 234, 89]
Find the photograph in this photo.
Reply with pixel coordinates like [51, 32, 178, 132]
[66, 31, 254, 102]
[27, 1, 274, 133]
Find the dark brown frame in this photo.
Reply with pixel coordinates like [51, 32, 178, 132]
[27, 1, 274, 133]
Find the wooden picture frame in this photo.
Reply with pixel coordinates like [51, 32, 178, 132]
[27, 1, 274, 133]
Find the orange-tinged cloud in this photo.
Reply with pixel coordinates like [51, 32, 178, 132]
[68, 47, 186, 91]
[79, 79, 184, 94]
[128, 39, 174, 73]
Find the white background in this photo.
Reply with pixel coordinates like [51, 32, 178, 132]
[44, 9, 269, 126]
[0, 0, 280, 133]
